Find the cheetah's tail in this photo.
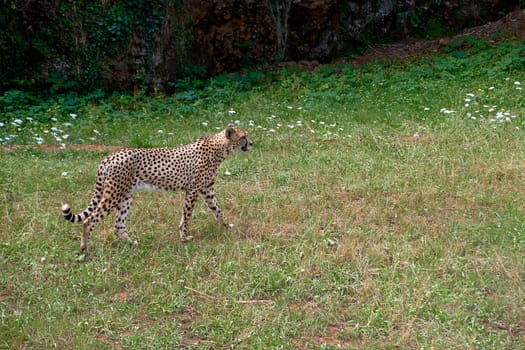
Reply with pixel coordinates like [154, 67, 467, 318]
[61, 203, 93, 223]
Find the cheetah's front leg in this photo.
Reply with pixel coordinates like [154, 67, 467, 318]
[179, 190, 198, 242]
[201, 187, 232, 229]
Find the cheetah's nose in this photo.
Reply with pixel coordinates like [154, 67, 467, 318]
[242, 140, 253, 152]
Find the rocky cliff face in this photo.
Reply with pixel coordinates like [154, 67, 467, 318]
[189, 0, 277, 75]
[1, 0, 520, 91]
[188, 0, 519, 76]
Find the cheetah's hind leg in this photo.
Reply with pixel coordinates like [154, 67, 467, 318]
[114, 194, 136, 245]
[81, 197, 117, 253]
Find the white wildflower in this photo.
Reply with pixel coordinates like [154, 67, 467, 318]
[440, 108, 455, 114]
[228, 109, 236, 115]
[93, 129, 100, 135]
[201, 121, 208, 127]
[69, 113, 77, 119]
[224, 171, 232, 176]
[325, 237, 339, 247]
[61, 172, 68, 177]
[0, 122, 4, 127]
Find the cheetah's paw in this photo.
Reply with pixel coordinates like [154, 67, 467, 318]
[180, 235, 194, 243]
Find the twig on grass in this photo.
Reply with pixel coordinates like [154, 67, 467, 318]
[237, 299, 275, 306]
[184, 286, 274, 306]
[184, 286, 222, 300]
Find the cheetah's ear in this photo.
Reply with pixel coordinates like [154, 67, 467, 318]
[225, 124, 235, 139]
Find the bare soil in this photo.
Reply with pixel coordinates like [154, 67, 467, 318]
[0, 144, 127, 152]
[347, 9, 525, 65]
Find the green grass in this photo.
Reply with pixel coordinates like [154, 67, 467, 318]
[1, 40, 525, 349]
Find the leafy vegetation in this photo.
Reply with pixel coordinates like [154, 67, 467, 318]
[0, 0, 191, 93]
[1, 40, 525, 348]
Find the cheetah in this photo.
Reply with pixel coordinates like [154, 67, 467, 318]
[61, 124, 252, 253]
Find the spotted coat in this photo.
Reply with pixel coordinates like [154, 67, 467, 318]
[62, 125, 252, 253]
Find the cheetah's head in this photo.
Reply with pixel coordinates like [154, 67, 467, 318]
[225, 124, 253, 152]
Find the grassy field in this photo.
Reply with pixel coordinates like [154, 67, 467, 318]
[1, 39, 525, 349]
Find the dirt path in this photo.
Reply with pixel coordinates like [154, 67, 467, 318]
[347, 9, 525, 65]
[0, 144, 127, 152]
